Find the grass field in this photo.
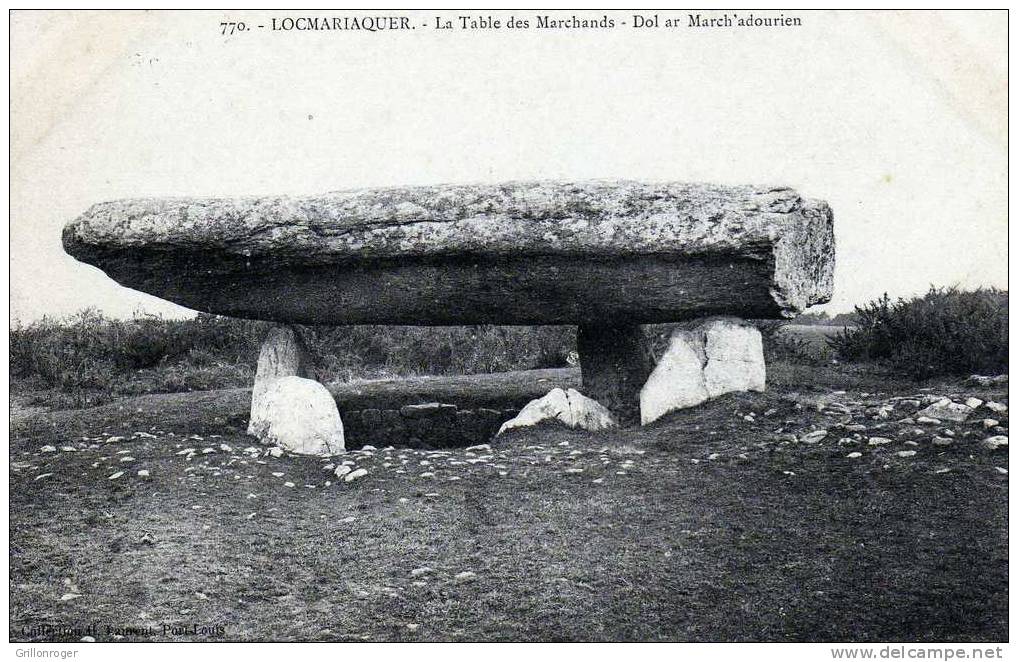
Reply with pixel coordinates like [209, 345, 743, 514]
[9, 360, 1008, 642]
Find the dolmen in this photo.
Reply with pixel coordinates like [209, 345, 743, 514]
[63, 180, 834, 454]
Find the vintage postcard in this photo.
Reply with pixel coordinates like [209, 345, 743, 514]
[7, 7, 1009, 655]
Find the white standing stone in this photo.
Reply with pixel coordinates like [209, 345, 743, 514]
[639, 331, 709, 425]
[248, 325, 314, 437]
[640, 317, 765, 425]
[700, 318, 766, 397]
[497, 388, 616, 436]
[249, 376, 344, 456]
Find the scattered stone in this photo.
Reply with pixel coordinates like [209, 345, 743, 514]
[108, 471, 124, 480]
[333, 465, 352, 479]
[454, 571, 477, 583]
[985, 401, 1008, 414]
[344, 468, 368, 482]
[916, 416, 941, 425]
[846, 452, 862, 458]
[965, 374, 1008, 387]
[283, 482, 295, 488]
[983, 419, 1001, 429]
[802, 430, 829, 444]
[80, 636, 95, 643]
[34, 473, 53, 481]
[410, 567, 433, 577]
[59, 593, 81, 601]
[917, 399, 972, 423]
[40, 445, 57, 453]
[982, 436, 1008, 450]
[995, 466, 1008, 475]
[867, 437, 892, 446]
[965, 397, 984, 409]
[137, 470, 150, 478]
[932, 437, 953, 446]
[896, 450, 917, 457]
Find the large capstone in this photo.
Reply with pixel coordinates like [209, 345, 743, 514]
[640, 318, 766, 425]
[62, 180, 834, 325]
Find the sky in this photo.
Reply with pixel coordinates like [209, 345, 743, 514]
[9, 10, 1008, 324]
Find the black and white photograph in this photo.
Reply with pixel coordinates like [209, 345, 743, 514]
[6, 7, 1009, 654]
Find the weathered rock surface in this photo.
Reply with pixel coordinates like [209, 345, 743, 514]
[917, 399, 973, 423]
[63, 180, 834, 324]
[640, 318, 765, 425]
[247, 326, 313, 437]
[497, 388, 616, 436]
[639, 332, 710, 424]
[249, 376, 344, 456]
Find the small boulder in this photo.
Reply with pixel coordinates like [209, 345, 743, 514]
[248, 376, 344, 456]
[917, 399, 972, 423]
[344, 468, 368, 482]
[982, 436, 1008, 451]
[497, 388, 615, 436]
[802, 430, 829, 444]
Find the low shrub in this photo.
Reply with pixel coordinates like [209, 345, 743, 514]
[830, 287, 1008, 380]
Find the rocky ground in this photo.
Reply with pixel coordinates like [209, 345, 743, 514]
[8, 363, 1008, 642]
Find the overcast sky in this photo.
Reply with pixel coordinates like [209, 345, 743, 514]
[10, 10, 1007, 323]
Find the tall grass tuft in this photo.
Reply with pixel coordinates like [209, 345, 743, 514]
[829, 287, 1008, 380]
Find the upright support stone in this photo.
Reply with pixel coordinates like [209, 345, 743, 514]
[577, 323, 653, 425]
[247, 325, 314, 436]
